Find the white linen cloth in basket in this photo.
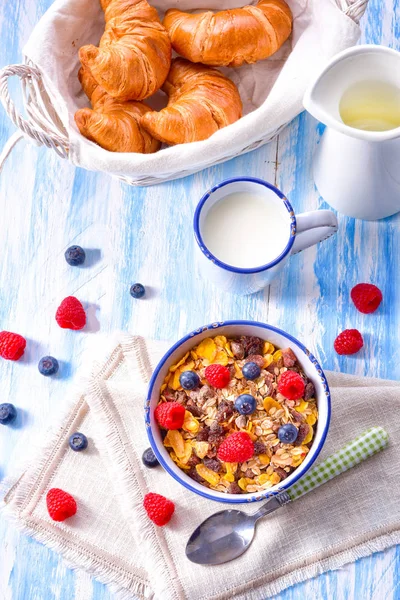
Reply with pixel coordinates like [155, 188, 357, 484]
[15, 0, 362, 184]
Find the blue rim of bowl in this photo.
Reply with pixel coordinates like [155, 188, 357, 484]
[145, 320, 331, 504]
[193, 177, 297, 274]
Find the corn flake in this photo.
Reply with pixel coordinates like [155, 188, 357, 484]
[196, 464, 220, 486]
[169, 352, 190, 372]
[214, 349, 229, 366]
[264, 354, 274, 368]
[263, 341, 275, 354]
[259, 454, 270, 465]
[192, 441, 209, 459]
[303, 429, 313, 444]
[180, 441, 193, 464]
[225, 342, 234, 358]
[269, 472, 281, 485]
[234, 363, 244, 379]
[306, 413, 317, 426]
[297, 400, 308, 413]
[238, 477, 253, 491]
[214, 335, 227, 347]
[182, 410, 200, 434]
[223, 462, 238, 482]
[255, 473, 269, 485]
[164, 430, 185, 457]
[196, 338, 217, 361]
[263, 397, 281, 413]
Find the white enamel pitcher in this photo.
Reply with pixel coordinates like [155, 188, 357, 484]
[304, 45, 400, 221]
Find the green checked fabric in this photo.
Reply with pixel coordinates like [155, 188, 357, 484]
[288, 426, 389, 501]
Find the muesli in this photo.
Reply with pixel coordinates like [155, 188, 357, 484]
[155, 334, 318, 494]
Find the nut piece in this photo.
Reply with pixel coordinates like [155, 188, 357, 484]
[231, 341, 245, 359]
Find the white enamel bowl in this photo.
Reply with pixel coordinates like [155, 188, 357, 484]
[145, 321, 331, 503]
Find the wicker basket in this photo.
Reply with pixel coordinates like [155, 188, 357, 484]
[0, 0, 368, 187]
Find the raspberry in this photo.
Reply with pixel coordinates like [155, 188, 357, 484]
[155, 401, 185, 429]
[205, 364, 231, 389]
[46, 488, 77, 522]
[217, 431, 254, 463]
[334, 329, 364, 355]
[143, 492, 175, 526]
[0, 331, 26, 361]
[351, 283, 382, 314]
[55, 296, 86, 330]
[277, 370, 305, 400]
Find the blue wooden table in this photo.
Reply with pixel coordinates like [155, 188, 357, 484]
[0, 1, 399, 598]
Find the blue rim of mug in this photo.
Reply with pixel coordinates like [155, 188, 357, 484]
[193, 177, 297, 274]
[145, 320, 331, 504]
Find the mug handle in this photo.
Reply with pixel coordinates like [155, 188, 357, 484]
[292, 210, 338, 254]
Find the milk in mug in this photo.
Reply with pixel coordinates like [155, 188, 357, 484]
[201, 191, 289, 269]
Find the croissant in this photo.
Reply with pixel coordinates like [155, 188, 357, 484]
[140, 58, 242, 145]
[163, 0, 292, 68]
[74, 68, 160, 153]
[79, 0, 171, 101]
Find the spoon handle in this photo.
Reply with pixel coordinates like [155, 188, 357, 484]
[287, 426, 388, 501]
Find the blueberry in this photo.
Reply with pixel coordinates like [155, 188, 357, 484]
[69, 432, 88, 451]
[179, 370, 200, 390]
[242, 362, 261, 380]
[142, 447, 159, 468]
[0, 403, 17, 425]
[38, 356, 59, 376]
[278, 423, 298, 444]
[65, 245, 86, 266]
[130, 283, 145, 299]
[234, 394, 256, 415]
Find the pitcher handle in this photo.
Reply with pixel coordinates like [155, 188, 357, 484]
[292, 210, 338, 254]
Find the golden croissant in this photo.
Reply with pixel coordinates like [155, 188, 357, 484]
[164, 0, 292, 68]
[79, 0, 171, 101]
[140, 58, 242, 145]
[75, 68, 160, 153]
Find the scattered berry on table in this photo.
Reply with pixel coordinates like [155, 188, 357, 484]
[38, 356, 59, 376]
[69, 432, 88, 451]
[277, 370, 305, 400]
[130, 283, 145, 299]
[278, 423, 298, 444]
[56, 296, 86, 330]
[0, 403, 17, 425]
[46, 488, 77, 521]
[217, 431, 254, 463]
[242, 361, 261, 380]
[351, 283, 382, 314]
[0, 331, 26, 361]
[334, 329, 364, 355]
[234, 393, 256, 415]
[179, 370, 200, 390]
[155, 401, 185, 429]
[143, 492, 175, 526]
[65, 245, 86, 266]
[205, 364, 231, 389]
[142, 447, 159, 468]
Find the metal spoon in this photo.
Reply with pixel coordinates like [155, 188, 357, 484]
[186, 427, 388, 565]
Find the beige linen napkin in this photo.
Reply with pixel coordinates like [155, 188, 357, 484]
[3, 335, 400, 600]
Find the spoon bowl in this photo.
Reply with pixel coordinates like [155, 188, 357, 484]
[186, 509, 256, 565]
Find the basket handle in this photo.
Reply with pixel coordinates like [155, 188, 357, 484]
[336, 0, 369, 23]
[0, 63, 69, 162]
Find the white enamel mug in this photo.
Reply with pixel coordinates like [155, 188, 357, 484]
[193, 177, 338, 295]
